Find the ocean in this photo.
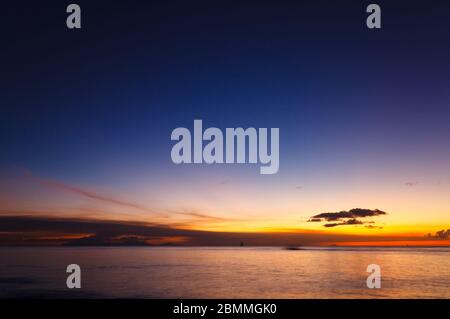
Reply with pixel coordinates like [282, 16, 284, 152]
[0, 247, 448, 298]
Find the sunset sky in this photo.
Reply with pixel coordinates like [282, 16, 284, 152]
[1, 1, 449, 246]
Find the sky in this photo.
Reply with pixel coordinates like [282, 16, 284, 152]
[1, 1, 450, 246]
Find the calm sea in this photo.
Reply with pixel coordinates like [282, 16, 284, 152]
[0, 247, 448, 298]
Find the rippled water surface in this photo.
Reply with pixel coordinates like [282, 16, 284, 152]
[0, 247, 448, 298]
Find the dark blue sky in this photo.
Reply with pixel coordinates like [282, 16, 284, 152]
[1, 0, 450, 191]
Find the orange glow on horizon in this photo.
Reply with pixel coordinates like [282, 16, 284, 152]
[321, 240, 450, 247]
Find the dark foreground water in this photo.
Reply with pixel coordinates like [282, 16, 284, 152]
[0, 247, 448, 298]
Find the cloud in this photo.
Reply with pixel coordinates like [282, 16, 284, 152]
[324, 219, 364, 228]
[0, 215, 412, 247]
[427, 229, 450, 239]
[176, 211, 231, 222]
[365, 225, 383, 230]
[309, 208, 386, 222]
[405, 181, 419, 187]
[22, 169, 160, 215]
[21, 169, 231, 223]
[308, 208, 386, 228]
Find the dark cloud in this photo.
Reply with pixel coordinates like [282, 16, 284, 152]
[309, 208, 386, 222]
[0, 215, 408, 247]
[64, 235, 152, 246]
[427, 229, 450, 239]
[0, 215, 192, 239]
[308, 208, 386, 228]
[324, 219, 364, 228]
[365, 225, 383, 230]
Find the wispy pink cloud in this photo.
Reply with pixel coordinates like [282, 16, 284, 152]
[20, 169, 235, 224]
[22, 169, 161, 215]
